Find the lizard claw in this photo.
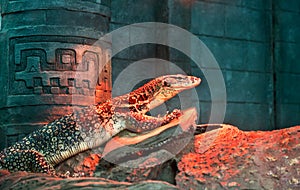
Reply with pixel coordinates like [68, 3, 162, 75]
[171, 109, 183, 118]
[165, 109, 182, 121]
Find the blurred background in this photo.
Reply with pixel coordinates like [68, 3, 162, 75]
[0, 0, 299, 149]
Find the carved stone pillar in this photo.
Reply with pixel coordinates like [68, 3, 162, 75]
[0, 0, 111, 149]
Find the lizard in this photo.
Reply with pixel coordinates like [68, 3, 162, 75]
[0, 74, 201, 175]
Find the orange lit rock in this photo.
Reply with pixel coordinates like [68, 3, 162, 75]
[176, 125, 300, 189]
[1, 124, 299, 189]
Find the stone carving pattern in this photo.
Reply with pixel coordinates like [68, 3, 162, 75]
[9, 36, 111, 98]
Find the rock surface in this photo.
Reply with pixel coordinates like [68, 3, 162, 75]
[1, 125, 299, 189]
[176, 124, 300, 189]
[0, 170, 177, 190]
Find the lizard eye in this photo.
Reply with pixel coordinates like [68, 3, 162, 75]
[163, 81, 171, 87]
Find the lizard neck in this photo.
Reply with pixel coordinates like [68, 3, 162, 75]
[106, 78, 164, 113]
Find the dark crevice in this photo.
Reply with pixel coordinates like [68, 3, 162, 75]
[271, 0, 278, 129]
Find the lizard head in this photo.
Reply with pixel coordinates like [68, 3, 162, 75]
[159, 74, 201, 92]
[116, 74, 201, 113]
[148, 74, 201, 110]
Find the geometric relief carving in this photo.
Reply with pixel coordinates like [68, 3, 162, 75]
[9, 36, 110, 98]
[55, 49, 76, 71]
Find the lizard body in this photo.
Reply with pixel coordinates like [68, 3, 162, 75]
[0, 74, 200, 175]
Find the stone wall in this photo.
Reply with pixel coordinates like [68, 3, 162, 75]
[110, 0, 300, 130]
[274, 1, 300, 128]
[190, 0, 274, 130]
[110, 0, 169, 86]
[110, 0, 274, 130]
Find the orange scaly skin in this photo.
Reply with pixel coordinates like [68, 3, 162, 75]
[0, 74, 201, 175]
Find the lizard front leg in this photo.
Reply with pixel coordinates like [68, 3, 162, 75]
[125, 109, 182, 133]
